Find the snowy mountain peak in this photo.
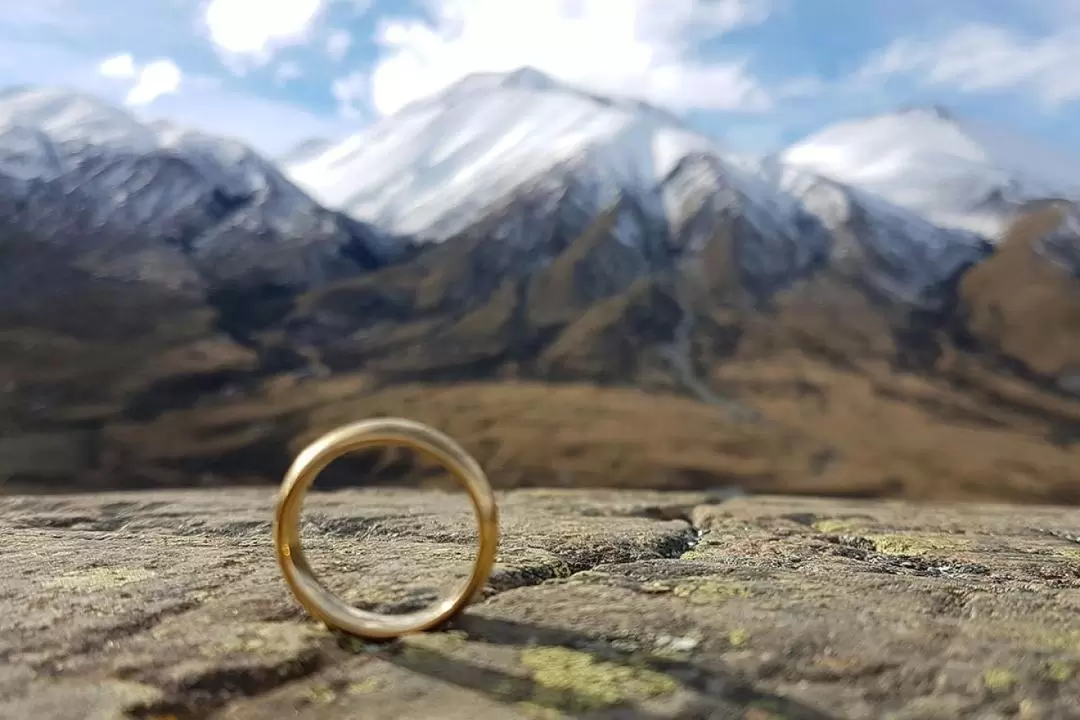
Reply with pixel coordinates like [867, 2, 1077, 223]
[895, 104, 954, 120]
[0, 86, 155, 149]
[281, 69, 993, 308]
[497, 66, 562, 91]
[285, 67, 720, 239]
[0, 86, 271, 163]
[782, 106, 1080, 238]
[425, 67, 566, 109]
[0, 85, 326, 202]
[425, 67, 684, 127]
[0, 85, 398, 291]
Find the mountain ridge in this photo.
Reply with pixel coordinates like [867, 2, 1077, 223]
[4, 73, 1080, 504]
[782, 104, 1080, 239]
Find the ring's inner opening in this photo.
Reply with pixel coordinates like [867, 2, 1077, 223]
[298, 440, 481, 616]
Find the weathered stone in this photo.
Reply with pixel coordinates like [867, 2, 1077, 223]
[3, 489, 1079, 719]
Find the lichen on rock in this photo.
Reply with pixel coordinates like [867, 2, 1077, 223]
[3, 489, 1080, 719]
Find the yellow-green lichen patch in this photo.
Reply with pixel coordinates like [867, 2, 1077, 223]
[1053, 548, 1080, 560]
[982, 667, 1016, 693]
[811, 518, 866, 535]
[678, 540, 733, 560]
[302, 685, 338, 705]
[1045, 660, 1074, 682]
[345, 677, 385, 695]
[671, 579, 750, 605]
[519, 646, 679, 714]
[727, 628, 750, 648]
[867, 534, 970, 557]
[395, 630, 473, 670]
[43, 566, 156, 592]
[401, 630, 469, 653]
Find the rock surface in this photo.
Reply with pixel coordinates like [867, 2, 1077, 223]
[4, 488, 1080, 719]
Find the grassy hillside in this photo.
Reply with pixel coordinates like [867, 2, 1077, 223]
[5, 203, 1080, 505]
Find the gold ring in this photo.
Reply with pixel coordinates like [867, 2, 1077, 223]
[272, 418, 499, 640]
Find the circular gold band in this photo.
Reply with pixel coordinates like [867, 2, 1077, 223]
[272, 418, 499, 639]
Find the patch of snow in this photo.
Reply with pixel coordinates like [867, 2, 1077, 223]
[0, 85, 388, 289]
[781, 107, 1080, 240]
[284, 68, 721, 241]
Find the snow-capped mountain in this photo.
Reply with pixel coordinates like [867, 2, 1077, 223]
[1, 73, 1067, 320]
[285, 67, 837, 300]
[735, 155, 991, 305]
[6, 73, 1080, 486]
[285, 67, 720, 241]
[285, 68, 988, 307]
[0, 86, 394, 292]
[781, 106, 1080, 240]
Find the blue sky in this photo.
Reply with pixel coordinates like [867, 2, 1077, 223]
[3, 0, 1080, 159]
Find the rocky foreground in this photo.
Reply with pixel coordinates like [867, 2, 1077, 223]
[4, 489, 1080, 719]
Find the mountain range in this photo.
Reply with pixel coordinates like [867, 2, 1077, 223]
[2, 69, 1080, 504]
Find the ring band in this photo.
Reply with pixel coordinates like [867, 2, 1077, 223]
[273, 418, 499, 639]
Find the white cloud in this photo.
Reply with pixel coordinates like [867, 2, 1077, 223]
[127, 59, 183, 106]
[326, 28, 352, 60]
[203, 0, 325, 61]
[2, 36, 348, 157]
[856, 23, 1080, 107]
[365, 0, 774, 117]
[97, 53, 135, 78]
[96, 54, 183, 107]
[274, 61, 304, 84]
[332, 71, 368, 119]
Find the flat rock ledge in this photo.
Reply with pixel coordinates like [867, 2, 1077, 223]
[4, 489, 1080, 720]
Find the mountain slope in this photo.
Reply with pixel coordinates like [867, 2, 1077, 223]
[285, 66, 831, 259]
[957, 200, 1080, 387]
[0, 86, 396, 291]
[285, 68, 715, 241]
[104, 200, 1080, 504]
[0, 87, 401, 435]
[287, 69, 987, 310]
[7, 77, 1080, 504]
[781, 107, 1080, 239]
